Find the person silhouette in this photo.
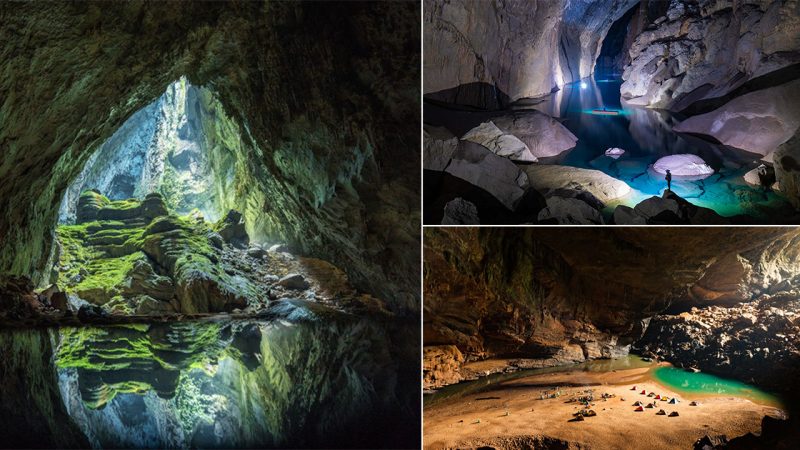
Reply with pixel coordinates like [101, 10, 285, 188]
[665, 169, 672, 192]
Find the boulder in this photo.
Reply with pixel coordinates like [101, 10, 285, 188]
[612, 205, 647, 225]
[423, 125, 458, 171]
[523, 165, 631, 204]
[605, 147, 625, 158]
[214, 210, 249, 249]
[444, 141, 529, 211]
[672, 79, 800, 156]
[622, 191, 729, 224]
[743, 165, 777, 189]
[651, 154, 714, 178]
[441, 198, 480, 225]
[277, 273, 310, 290]
[247, 246, 267, 259]
[774, 133, 800, 209]
[537, 196, 603, 225]
[461, 121, 537, 162]
[491, 111, 578, 159]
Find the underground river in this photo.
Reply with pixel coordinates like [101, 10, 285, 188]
[424, 77, 795, 222]
[423, 355, 785, 449]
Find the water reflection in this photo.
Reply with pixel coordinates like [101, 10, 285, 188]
[53, 302, 417, 449]
[522, 77, 787, 217]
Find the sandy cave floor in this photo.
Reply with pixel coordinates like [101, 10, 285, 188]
[423, 366, 786, 449]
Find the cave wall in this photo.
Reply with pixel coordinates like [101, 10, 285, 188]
[621, 0, 800, 110]
[424, 228, 798, 368]
[423, 0, 637, 109]
[0, 1, 420, 312]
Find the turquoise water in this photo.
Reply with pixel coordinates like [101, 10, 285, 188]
[651, 366, 783, 407]
[525, 77, 791, 219]
[425, 356, 783, 409]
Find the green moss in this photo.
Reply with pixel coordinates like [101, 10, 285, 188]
[72, 252, 145, 303]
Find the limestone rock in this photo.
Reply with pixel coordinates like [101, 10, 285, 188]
[214, 210, 249, 249]
[523, 165, 631, 204]
[774, 133, 800, 209]
[424, 0, 639, 107]
[423, 345, 465, 390]
[0, 1, 421, 316]
[491, 111, 578, 159]
[619, 191, 729, 225]
[651, 154, 714, 178]
[278, 273, 310, 291]
[621, 1, 800, 110]
[441, 198, 480, 225]
[537, 197, 604, 225]
[444, 141, 529, 211]
[612, 205, 647, 225]
[672, 79, 800, 157]
[76, 190, 109, 224]
[247, 246, 266, 259]
[461, 121, 537, 162]
[423, 125, 458, 171]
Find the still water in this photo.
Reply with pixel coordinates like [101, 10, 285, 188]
[524, 77, 789, 218]
[1, 301, 418, 449]
[425, 356, 782, 409]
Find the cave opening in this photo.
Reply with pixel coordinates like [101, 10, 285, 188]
[0, 2, 420, 448]
[58, 77, 243, 226]
[595, 3, 640, 80]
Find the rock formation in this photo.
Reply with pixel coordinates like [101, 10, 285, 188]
[423, 0, 638, 108]
[613, 191, 728, 225]
[0, 1, 420, 314]
[672, 79, 800, 158]
[423, 228, 800, 389]
[524, 165, 632, 204]
[41, 190, 389, 317]
[651, 154, 714, 178]
[621, 0, 800, 110]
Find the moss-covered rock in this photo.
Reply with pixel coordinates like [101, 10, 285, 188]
[56, 191, 266, 314]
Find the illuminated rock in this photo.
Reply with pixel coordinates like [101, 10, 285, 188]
[461, 121, 537, 162]
[672, 79, 800, 157]
[621, 1, 800, 110]
[491, 111, 578, 159]
[523, 165, 631, 204]
[651, 154, 714, 177]
[444, 141, 529, 211]
[605, 147, 625, 158]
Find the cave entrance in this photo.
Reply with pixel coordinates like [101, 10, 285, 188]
[58, 77, 242, 225]
[595, 3, 641, 80]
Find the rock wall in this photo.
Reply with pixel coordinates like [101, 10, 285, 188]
[0, 1, 419, 312]
[423, 0, 637, 108]
[621, 0, 800, 110]
[424, 228, 799, 387]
